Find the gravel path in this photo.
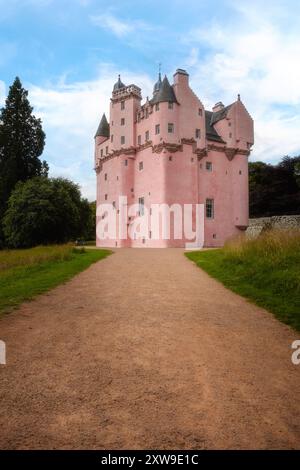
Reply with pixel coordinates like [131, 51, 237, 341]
[0, 248, 299, 449]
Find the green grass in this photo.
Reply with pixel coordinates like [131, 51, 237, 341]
[185, 230, 300, 332]
[0, 245, 111, 316]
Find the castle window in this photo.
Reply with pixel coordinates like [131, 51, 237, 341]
[121, 118, 125, 126]
[169, 156, 172, 161]
[213, 233, 217, 239]
[168, 123, 174, 133]
[206, 161, 212, 172]
[125, 159, 128, 166]
[228, 122, 232, 127]
[111, 121, 114, 126]
[100, 149, 103, 157]
[149, 231, 152, 239]
[139, 161, 143, 171]
[155, 103, 159, 111]
[121, 101, 125, 110]
[138, 135, 141, 145]
[198, 108, 202, 116]
[112, 201, 116, 208]
[138, 197, 144, 216]
[168, 102, 173, 109]
[239, 170, 242, 175]
[111, 135, 113, 142]
[229, 132, 232, 138]
[145, 130, 149, 141]
[195, 128, 201, 139]
[106, 146, 108, 155]
[121, 136, 125, 145]
[104, 173, 107, 180]
[206, 199, 214, 219]
[155, 124, 160, 135]
[105, 194, 108, 201]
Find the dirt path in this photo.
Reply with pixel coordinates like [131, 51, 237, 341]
[0, 248, 299, 449]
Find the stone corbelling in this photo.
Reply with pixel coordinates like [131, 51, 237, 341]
[94, 139, 250, 172]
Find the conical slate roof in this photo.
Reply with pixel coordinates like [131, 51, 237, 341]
[113, 74, 126, 92]
[151, 75, 178, 105]
[153, 72, 162, 94]
[95, 113, 109, 138]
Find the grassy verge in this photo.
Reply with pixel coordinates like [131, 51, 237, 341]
[185, 230, 300, 332]
[0, 245, 111, 316]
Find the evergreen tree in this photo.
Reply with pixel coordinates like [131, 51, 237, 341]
[0, 77, 47, 243]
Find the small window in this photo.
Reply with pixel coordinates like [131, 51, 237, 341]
[125, 159, 128, 166]
[111, 135, 113, 142]
[117, 176, 119, 180]
[229, 132, 232, 138]
[139, 161, 143, 171]
[155, 103, 159, 111]
[169, 156, 172, 161]
[138, 197, 144, 216]
[105, 194, 108, 201]
[213, 233, 217, 239]
[137, 135, 141, 145]
[131, 188, 134, 192]
[168, 123, 174, 133]
[121, 101, 125, 110]
[145, 130, 149, 141]
[104, 173, 107, 181]
[149, 231, 152, 239]
[206, 161, 212, 172]
[121, 118, 125, 126]
[112, 201, 116, 208]
[111, 121, 114, 126]
[100, 149, 103, 157]
[106, 146, 108, 155]
[239, 170, 242, 175]
[195, 128, 201, 139]
[155, 124, 160, 135]
[145, 108, 149, 118]
[121, 136, 125, 145]
[206, 199, 214, 219]
[198, 108, 202, 116]
[168, 102, 173, 109]
[228, 122, 232, 127]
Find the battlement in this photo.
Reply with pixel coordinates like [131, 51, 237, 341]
[112, 84, 142, 101]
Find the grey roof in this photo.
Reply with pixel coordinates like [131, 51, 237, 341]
[95, 113, 109, 138]
[205, 111, 225, 143]
[150, 75, 178, 105]
[210, 104, 233, 125]
[153, 72, 162, 94]
[113, 74, 126, 92]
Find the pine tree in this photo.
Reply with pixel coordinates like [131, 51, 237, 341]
[0, 77, 47, 233]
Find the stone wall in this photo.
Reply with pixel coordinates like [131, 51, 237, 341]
[246, 215, 300, 238]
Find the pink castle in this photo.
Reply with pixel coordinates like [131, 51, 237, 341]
[94, 68, 254, 248]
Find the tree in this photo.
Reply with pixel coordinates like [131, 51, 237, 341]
[0, 77, 47, 243]
[3, 177, 90, 248]
[249, 156, 300, 217]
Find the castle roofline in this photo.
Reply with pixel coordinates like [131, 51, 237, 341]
[95, 113, 109, 139]
[150, 75, 179, 105]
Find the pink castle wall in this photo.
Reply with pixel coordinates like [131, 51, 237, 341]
[94, 69, 254, 248]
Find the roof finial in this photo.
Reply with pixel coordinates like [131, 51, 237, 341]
[238, 93, 241, 101]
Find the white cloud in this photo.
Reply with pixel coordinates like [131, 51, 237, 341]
[90, 12, 151, 38]
[184, 0, 300, 162]
[27, 65, 153, 200]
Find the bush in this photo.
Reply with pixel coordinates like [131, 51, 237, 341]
[3, 177, 92, 248]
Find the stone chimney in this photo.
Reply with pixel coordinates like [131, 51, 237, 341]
[212, 102, 224, 112]
[173, 68, 189, 87]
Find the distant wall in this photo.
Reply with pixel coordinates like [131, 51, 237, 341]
[246, 215, 300, 238]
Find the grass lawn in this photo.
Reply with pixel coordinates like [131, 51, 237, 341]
[0, 245, 111, 317]
[186, 230, 300, 332]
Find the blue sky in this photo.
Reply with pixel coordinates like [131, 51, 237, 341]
[1, 0, 300, 200]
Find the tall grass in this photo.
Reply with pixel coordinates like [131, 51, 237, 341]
[186, 229, 300, 331]
[0, 244, 75, 271]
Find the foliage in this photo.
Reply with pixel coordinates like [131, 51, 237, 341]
[186, 230, 300, 331]
[3, 177, 92, 248]
[249, 156, 300, 217]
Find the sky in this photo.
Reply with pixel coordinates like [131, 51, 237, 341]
[0, 0, 300, 200]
